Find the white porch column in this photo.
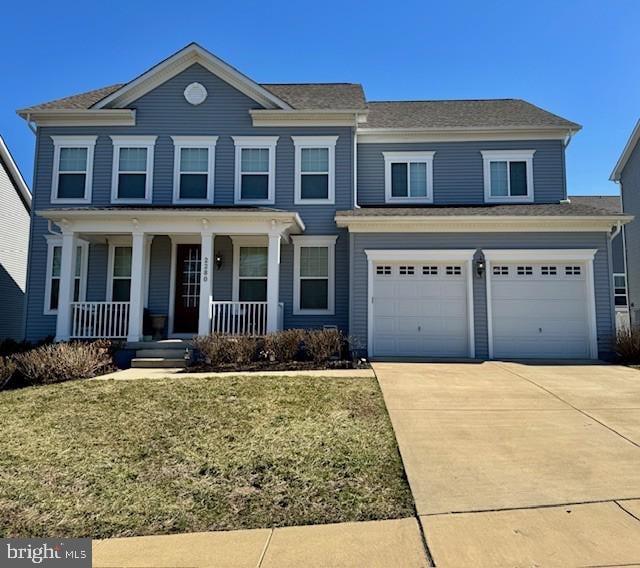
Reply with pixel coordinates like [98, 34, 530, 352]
[198, 230, 214, 336]
[54, 230, 77, 341]
[127, 231, 147, 342]
[266, 232, 281, 332]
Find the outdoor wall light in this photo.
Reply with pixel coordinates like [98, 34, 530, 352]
[475, 259, 486, 277]
[215, 252, 223, 270]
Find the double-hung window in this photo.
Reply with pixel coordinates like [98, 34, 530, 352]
[44, 237, 88, 314]
[292, 236, 336, 315]
[293, 136, 337, 204]
[614, 273, 628, 307]
[108, 245, 133, 302]
[482, 150, 535, 203]
[51, 136, 96, 203]
[233, 136, 278, 204]
[171, 136, 218, 203]
[110, 136, 156, 203]
[232, 238, 268, 302]
[383, 152, 435, 203]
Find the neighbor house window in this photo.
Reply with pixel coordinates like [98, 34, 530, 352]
[51, 136, 96, 203]
[292, 236, 336, 315]
[383, 152, 435, 203]
[482, 150, 535, 203]
[44, 238, 88, 314]
[171, 136, 218, 203]
[293, 136, 337, 204]
[233, 136, 278, 204]
[614, 273, 628, 307]
[110, 136, 156, 202]
[108, 245, 133, 302]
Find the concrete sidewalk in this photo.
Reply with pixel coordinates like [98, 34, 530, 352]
[92, 517, 429, 568]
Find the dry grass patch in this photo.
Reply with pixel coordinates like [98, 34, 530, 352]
[0, 375, 413, 538]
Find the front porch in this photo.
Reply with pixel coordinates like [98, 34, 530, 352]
[41, 207, 304, 342]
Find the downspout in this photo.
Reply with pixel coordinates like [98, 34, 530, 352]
[353, 114, 360, 208]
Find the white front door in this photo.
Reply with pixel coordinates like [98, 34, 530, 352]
[371, 262, 470, 358]
[489, 262, 591, 359]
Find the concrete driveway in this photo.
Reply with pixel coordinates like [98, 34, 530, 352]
[374, 361, 640, 567]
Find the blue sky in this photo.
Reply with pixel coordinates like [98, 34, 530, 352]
[1, 0, 638, 195]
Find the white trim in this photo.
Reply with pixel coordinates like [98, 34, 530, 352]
[364, 249, 476, 359]
[106, 241, 133, 302]
[110, 136, 157, 204]
[383, 151, 435, 204]
[251, 109, 367, 127]
[167, 235, 200, 337]
[335, 214, 631, 233]
[483, 248, 599, 360]
[481, 150, 535, 203]
[43, 235, 88, 315]
[611, 118, 640, 181]
[92, 43, 291, 111]
[50, 135, 97, 204]
[357, 127, 578, 144]
[292, 235, 337, 316]
[233, 136, 278, 205]
[17, 109, 136, 127]
[231, 236, 268, 301]
[293, 136, 338, 205]
[613, 272, 628, 309]
[171, 136, 218, 204]
[0, 136, 31, 208]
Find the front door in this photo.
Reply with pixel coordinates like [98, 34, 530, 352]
[174, 244, 201, 334]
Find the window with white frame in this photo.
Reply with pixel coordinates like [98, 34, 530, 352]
[51, 136, 96, 203]
[614, 273, 628, 307]
[108, 245, 133, 302]
[171, 136, 218, 203]
[383, 152, 435, 203]
[293, 136, 337, 204]
[481, 150, 535, 203]
[233, 136, 278, 204]
[292, 236, 336, 315]
[44, 238, 88, 314]
[236, 246, 268, 301]
[110, 136, 156, 202]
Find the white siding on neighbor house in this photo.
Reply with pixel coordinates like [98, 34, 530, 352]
[0, 159, 30, 340]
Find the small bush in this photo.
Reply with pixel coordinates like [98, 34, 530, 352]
[13, 341, 113, 385]
[303, 329, 344, 363]
[263, 329, 305, 362]
[192, 334, 259, 366]
[233, 336, 259, 365]
[615, 326, 640, 362]
[0, 357, 16, 389]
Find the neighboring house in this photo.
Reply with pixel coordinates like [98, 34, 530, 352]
[17, 42, 630, 361]
[570, 195, 629, 330]
[0, 137, 31, 341]
[612, 120, 640, 327]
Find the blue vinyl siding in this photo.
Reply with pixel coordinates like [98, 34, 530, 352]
[357, 139, 566, 205]
[621, 140, 640, 324]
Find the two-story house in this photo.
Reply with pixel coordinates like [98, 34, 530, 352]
[18, 43, 629, 360]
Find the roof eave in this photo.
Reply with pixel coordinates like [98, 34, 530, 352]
[0, 137, 31, 210]
[16, 108, 136, 127]
[610, 119, 640, 181]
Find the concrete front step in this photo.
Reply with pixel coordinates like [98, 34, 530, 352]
[136, 348, 189, 358]
[131, 358, 187, 369]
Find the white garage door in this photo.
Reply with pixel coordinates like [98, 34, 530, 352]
[371, 262, 470, 358]
[489, 262, 591, 359]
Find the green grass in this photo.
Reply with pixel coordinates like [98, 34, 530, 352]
[0, 376, 414, 538]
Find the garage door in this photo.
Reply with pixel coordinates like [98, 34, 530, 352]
[371, 262, 470, 357]
[489, 262, 591, 359]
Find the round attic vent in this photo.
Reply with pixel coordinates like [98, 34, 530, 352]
[184, 82, 207, 106]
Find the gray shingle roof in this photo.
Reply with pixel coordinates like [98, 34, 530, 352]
[261, 83, 366, 110]
[569, 195, 621, 213]
[362, 99, 580, 130]
[19, 84, 124, 112]
[336, 203, 624, 217]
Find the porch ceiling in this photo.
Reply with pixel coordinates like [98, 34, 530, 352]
[37, 206, 305, 236]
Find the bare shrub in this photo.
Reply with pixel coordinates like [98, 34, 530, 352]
[303, 329, 344, 363]
[13, 341, 113, 385]
[192, 334, 236, 366]
[615, 326, 640, 362]
[0, 357, 16, 389]
[232, 336, 259, 365]
[263, 329, 304, 362]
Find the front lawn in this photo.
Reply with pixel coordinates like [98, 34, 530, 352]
[0, 375, 413, 538]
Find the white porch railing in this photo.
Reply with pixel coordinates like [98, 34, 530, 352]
[210, 301, 284, 336]
[70, 302, 130, 339]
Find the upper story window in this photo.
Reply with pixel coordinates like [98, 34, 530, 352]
[482, 150, 535, 203]
[171, 136, 218, 203]
[110, 136, 157, 203]
[51, 136, 97, 203]
[44, 236, 88, 315]
[292, 235, 337, 315]
[293, 136, 338, 204]
[383, 152, 435, 204]
[233, 136, 278, 204]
